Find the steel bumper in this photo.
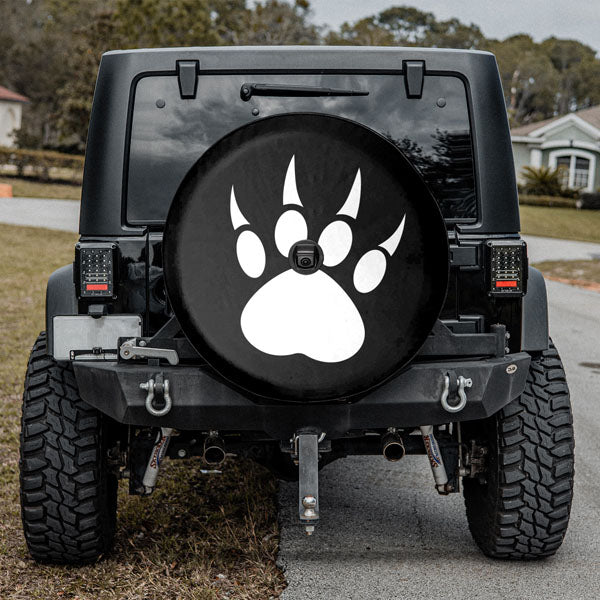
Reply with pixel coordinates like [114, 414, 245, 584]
[73, 352, 531, 439]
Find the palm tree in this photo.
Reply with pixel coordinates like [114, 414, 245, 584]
[520, 165, 572, 197]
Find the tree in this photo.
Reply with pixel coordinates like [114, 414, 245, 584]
[424, 17, 485, 49]
[488, 35, 560, 125]
[541, 37, 600, 113]
[1, 0, 320, 150]
[0, 0, 99, 147]
[114, 0, 220, 48]
[326, 6, 600, 127]
[53, 0, 222, 149]
[53, 0, 320, 149]
[326, 5, 483, 49]
[5, 2, 600, 149]
[228, 0, 320, 45]
[54, 6, 120, 150]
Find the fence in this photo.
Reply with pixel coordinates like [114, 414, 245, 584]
[0, 147, 83, 184]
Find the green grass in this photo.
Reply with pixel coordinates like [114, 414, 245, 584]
[0, 224, 284, 599]
[520, 205, 600, 243]
[0, 176, 81, 201]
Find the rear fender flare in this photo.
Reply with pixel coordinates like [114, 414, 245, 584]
[46, 264, 77, 356]
[521, 267, 549, 352]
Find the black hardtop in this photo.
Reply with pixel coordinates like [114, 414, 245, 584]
[81, 46, 519, 236]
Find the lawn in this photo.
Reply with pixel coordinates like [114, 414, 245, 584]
[532, 259, 600, 290]
[520, 205, 600, 243]
[0, 176, 81, 201]
[0, 224, 283, 599]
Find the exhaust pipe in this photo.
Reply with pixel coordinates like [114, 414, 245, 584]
[382, 429, 405, 462]
[203, 432, 226, 466]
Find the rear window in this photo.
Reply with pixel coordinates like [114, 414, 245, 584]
[127, 73, 476, 224]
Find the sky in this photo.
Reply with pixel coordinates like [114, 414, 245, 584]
[308, 0, 600, 51]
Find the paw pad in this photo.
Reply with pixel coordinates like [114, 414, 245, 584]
[231, 155, 406, 362]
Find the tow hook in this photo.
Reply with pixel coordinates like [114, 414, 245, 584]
[440, 372, 472, 413]
[140, 372, 172, 417]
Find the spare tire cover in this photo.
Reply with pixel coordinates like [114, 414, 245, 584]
[164, 113, 449, 401]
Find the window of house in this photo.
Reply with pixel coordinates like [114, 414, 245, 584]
[555, 156, 571, 188]
[573, 157, 590, 188]
[554, 154, 591, 190]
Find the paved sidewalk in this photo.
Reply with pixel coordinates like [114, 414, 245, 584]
[0, 197, 79, 232]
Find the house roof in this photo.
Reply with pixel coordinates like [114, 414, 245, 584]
[0, 85, 29, 103]
[512, 105, 600, 136]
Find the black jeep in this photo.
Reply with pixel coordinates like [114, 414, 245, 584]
[20, 46, 574, 563]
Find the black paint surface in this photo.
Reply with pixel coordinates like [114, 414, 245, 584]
[129, 72, 475, 223]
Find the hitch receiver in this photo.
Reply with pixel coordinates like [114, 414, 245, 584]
[296, 433, 320, 535]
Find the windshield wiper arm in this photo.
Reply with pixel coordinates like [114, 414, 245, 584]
[240, 83, 369, 102]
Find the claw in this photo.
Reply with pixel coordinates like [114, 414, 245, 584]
[336, 169, 361, 219]
[230, 186, 250, 230]
[283, 156, 303, 207]
[317, 169, 361, 266]
[353, 215, 407, 294]
[379, 215, 406, 256]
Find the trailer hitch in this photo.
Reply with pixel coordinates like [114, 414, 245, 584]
[291, 432, 325, 535]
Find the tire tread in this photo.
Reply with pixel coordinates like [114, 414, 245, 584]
[19, 332, 117, 564]
[464, 340, 574, 559]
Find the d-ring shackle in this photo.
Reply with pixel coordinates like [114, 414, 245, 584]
[440, 374, 472, 413]
[140, 375, 172, 417]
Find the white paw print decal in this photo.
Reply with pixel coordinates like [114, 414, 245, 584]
[231, 155, 406, 363]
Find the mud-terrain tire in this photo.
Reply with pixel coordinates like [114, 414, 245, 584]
[20, 332, 118, 564]
[463, 340, 574, 559]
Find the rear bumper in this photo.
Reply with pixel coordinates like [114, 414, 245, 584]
[74, 353, 530, 439]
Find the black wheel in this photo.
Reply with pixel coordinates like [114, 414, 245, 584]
[20, 332, 118, 564]
[463, 340, 574, 559]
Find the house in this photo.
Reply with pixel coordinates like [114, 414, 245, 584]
[0, 85, 29, 148]
[511, 105, 600, 193]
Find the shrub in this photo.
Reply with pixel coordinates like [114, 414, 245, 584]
[518, 194, 580, 208]
[520, 165, 576, 197]
[0, 146, 84, 183]
[579, 192, 600, 210]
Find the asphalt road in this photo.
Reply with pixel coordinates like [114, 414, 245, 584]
[278, 279, 600, 599]
[0, 197, 79, 232]
[523, 234, 600, 263]
[0, 199, 597, 263]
